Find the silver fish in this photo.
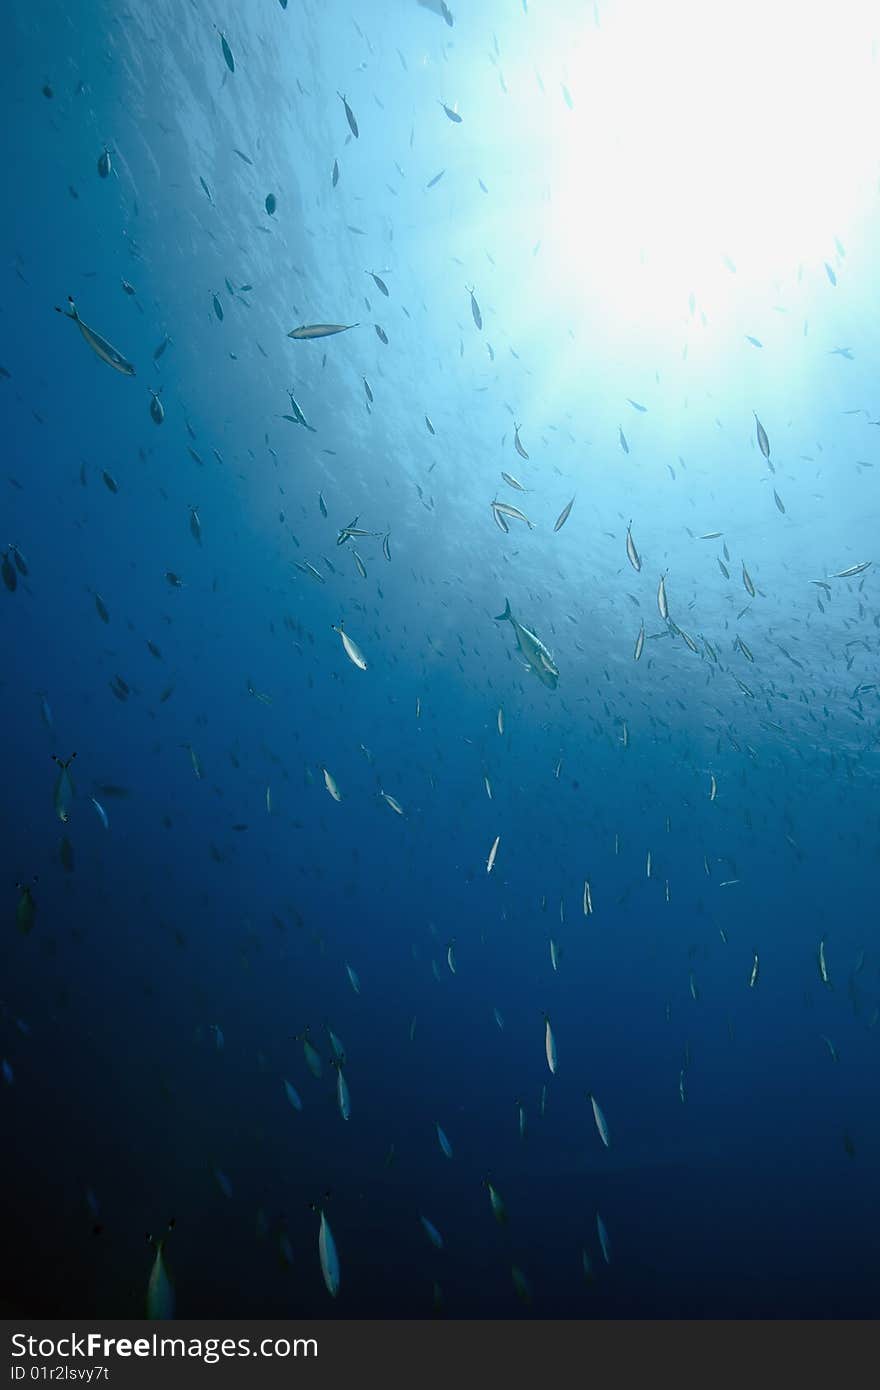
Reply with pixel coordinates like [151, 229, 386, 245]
[495, 598, 559, 688]
[55, 298, 135, 375]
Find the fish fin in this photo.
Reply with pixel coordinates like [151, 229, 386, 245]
[494, 598, 512, 622]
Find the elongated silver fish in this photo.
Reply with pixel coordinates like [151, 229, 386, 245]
[494, 598, 559, 688]
[288, 323, 358, 339]
[55, 298, 135, 375]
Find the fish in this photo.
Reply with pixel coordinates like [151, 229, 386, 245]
[514, 423, 529, 459]
[588, 1093, 610, 1147]
[318, 1210, 340, 1297]
[754, 413, 770, 460]
[149, 388, 164, 425]
[494, 599, 559, 688]
[16, 881, 36, 935]
[824, 262, 837, 286]
[322, 768, 342, 802]
[420, 1216, 445, 1249]
[439, 101, 462, 122]
[334, 1064, 351, 1121]
[288, 323, 358, 339]
[626, 522, 641, 571]
[486, 1180, 507, 1225]
[366, 271, 389, 296]
[583, 881, 593, 915]
[265, 193, 277, 216]
[375, 324, 388, 344]
[818, 937, 831, 987]
[345, 963, 361, 995]
[283, 1079, 303, 1112]
[2, 551, 17, 592]
[487, 834, 500, 874]
[717, 558, 730, 579]
[338, 92, 359, 138]
[492, 501, 533, 529]
[332, 159, 339, 186]
[55, 299, 135, 375]
[657, 574, 669, 620]
[426, 170, 446, 188]
[331, 623, 367, 670]
[146, 1221, 175, 1319]
[501, 472, 525, 491]
[220, 31, 235, 73]
[435, 1122, 453, 1158]
[52, 752, 77, 824]
[90, 796, 109, 829]
[596, 1212, 611, 1264]
[833, 562, 871, 578]
[466, 285, 482, 329]
[749, 952, 760, 988]
[97, 146, 112, 179]
[742, 563, 756, 597]
[425, 415, 436, 434]
[380, 790, 404, 815]
[554, 497, 575, 532]
[544, 1014, 557, 1074]
[618, 426, 629, 454]
[773, 490, 785, 514]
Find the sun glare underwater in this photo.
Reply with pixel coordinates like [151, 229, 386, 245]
[3, 0, 880, 1319]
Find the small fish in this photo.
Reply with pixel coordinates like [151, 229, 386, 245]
[265, 193, 277, 216]
[426, 169, 446, 188]
[486, 1180, 507, 1225]
[754, 413, 770, 460]
[514, 423, 529, 459]
[420, 1215, 445, 1249]
[501, 471, 525, 491]
[51, 752, 77, 824]
[331, 623, 367, 670]
[487, 834, 500, 874]
[338, 92, 359, 138]
[90, 796, 109, 829]
[97, 146, 112, 179]
[588, 1093, 610, 1148]
[657, 574, 669, 620]
[380, 790, 404, 815]
[466, 285, 482, 329]
[55, 298, 135, 375]
[220, 32, 235, 73]
[626, 522, 641, 572]
[554, 496, 575, 532]
[283, 1079, 303, 1112]
[322, 768, 342, 802]
[596, 1211, 611, 1264]
[288, 323, 358, 340]
[439, 101, 462, 122]
[544, 1014, 557, 1075]
[634, 623, 645, 661]
[435, 1122, 453, 1159]
[16, 881, 37, 935]
[833, 562, 871, 578]
[618, 426, 629, 454]
[375, 324, 388, 344]
[818, 937, 831, 987]
[425, 415, 436, 435]
[146, 1221, 175, 1319]
[749, 952, 759, 988]
[317, 1210, 340, 1297]
[345, 963, 360, 995]
[332, 159, 339, 187]
[824, 262, 837, 286]
[742, 563, 756, 597]
[366, 270, 389, 296]
[773, 490, 785, 514]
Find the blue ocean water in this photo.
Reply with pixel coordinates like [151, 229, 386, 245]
[2, 0, 879, 1319]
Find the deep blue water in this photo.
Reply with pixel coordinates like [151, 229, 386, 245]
[2, 0, 880, 1319]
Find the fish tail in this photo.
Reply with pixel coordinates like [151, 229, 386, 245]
[494, 598, 512, 622]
